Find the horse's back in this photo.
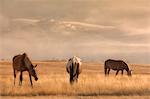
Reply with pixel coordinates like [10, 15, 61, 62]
[13, 54, 27, 71]
[67, 56, 82, 74]
[105, 59, 125, 70]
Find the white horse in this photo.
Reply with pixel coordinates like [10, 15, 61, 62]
[66, 56, 82, 84]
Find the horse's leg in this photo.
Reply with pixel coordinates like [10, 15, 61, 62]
[105, 68, 107, 76]
[76, 73, 79, 82]
[115, 70, 119, 76]
[75, 76, 78, 83]
[29, 73, 33, 87]
[19, 71, 23, 86]
[76, 65, 79, 79]
[108, 69, 110, 75]
[13, 69, 16, 86]
[70, 65, 74, 85]
[121, 70, 124, 75]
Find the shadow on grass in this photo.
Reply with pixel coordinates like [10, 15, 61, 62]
[1, 91, 150, 97]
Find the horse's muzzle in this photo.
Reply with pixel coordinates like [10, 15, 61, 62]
[35, 77, 38, 81]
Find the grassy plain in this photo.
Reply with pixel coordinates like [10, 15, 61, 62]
[0, 61, 150, 99]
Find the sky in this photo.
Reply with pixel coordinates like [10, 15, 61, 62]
[0, 0, 150, 64]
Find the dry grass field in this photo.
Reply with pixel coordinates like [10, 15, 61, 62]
[0, 61, 150, 99]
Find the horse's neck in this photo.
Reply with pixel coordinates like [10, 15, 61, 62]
[24, 56, 33, 70]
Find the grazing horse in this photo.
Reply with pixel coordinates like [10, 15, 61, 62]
[12, 53, 38, 87]
[66, 56, 82, 84]
[104, 59, 132, 76]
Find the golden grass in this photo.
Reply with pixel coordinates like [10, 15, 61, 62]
[1, 74, 150, 96]
[1, 96, 150, 99]
[0, 61, 150, 97]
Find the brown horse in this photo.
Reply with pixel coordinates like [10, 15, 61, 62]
[104, 59, 132, 76]
[13, 53, 38, 87]
[66, 56, 82, 84]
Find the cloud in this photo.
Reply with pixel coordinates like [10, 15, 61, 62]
[61, 21, 115, 29]
[12, 18, 40, 23]
[0, 0, 150, 63]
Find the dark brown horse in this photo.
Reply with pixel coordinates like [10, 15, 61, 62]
[66, 56, 82, 84]
[104, 59, 132, 76]
[13, 53, 38, 87]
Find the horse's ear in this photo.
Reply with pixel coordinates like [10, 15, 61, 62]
[34, 64, 37, 68]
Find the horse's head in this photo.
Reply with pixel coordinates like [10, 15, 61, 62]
[30, 64, 38, 81]
[127, 70, 132, 76]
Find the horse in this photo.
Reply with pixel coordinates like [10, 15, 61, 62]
[12, 53, 38, 87]
[104, 59, 132, 76]
[66, 56, 82, 84]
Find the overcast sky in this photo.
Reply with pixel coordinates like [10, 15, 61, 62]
[0, 0, 150, 64]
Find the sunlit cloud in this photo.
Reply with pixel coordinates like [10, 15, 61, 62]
[0, 0, 150, 63]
